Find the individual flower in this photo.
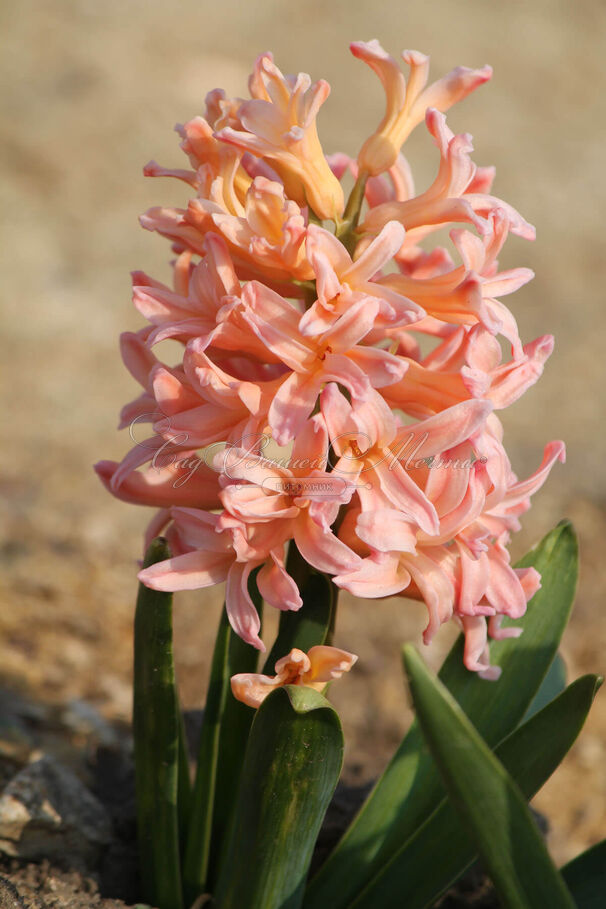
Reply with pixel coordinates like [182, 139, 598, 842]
[351, 39, 492, 175]
[231, 645, 358, 708]
[359, 111, 535, 245]
[191, 175, 312, 281]
[300, 220, 425, 336]
[216, 53, 345, 220]
[321, 385, 493, 535]
[216, 414, 361, 576]
[137, 508, 295, 651]
[239, 282, 407, 445]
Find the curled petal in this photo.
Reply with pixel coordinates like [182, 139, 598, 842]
[257, 553, 303, 612]
[461, 615, 501, 680]
[335, 552, 411, 599]
[295, 512, 361, 575]
[95, 460, 221, 509]
[269, 371, 323, 446]
[392, 399, 493, 462]
[493, 440, 566, 513]
[304, 646, 358, 685]
[402, 550, 454, 643]
[485, 545, 528, 619]
[230, 672, 285, 708]
[355, 508, 417, 554]
[138, 548, 231, 592]
[226, 561, 265, 650]
[373, 459, 439, 535]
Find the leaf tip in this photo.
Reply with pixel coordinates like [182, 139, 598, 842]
[142, 536, 172, 569]
[283, 683, 334, 715]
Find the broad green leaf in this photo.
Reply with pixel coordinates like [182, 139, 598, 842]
[214, 685, 344, 909]
[183, 607, 231, 905]
[400, 645, 576, 909]
[523, 652, 567, 721]
[350, 673, 602, 909]
[208, 574, 263, 889]
[304, 522, 578, 909]
[263, 544, 334, 673]
[561, 838, 606, 908]
[133, 538, 183, 909]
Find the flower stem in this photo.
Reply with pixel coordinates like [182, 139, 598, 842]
[336, 171, 368, 255]
[183, 607, 231, 906]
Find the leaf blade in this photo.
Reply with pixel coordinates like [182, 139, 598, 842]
[133, 538, 183, 909]
[214, 685, 344, 909]
[400, 644, 576, 909]
[350, 673, 602, 909]
[561, 838, 606, 908]
[522, 651, 567, 721]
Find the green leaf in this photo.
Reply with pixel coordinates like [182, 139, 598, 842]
[561, 838, 606, 908]
[523, 652, 567, 721]
[133, 538, 183, 909]
[304, 522, 578, 909]
[214, 685, 344, 909]
[400, 645, 576, 909]
[350, 673, 602, 909]
[263, 544, 334, 673]
[182, 607, 231, 905]
[208, 574, 263, 889]
[177, 708, 192, 854]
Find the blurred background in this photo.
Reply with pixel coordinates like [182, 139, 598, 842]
[1, 0, 604, 864]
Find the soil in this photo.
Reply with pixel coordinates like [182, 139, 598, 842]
[0, 863, 132, 909]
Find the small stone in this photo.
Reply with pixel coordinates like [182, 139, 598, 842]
[0, 755, 112, 870]
[0, 713, 34, 765]
[60, 700, 120, 748]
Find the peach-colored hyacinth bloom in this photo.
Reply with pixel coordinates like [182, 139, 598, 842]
[98, 40, 564, 680]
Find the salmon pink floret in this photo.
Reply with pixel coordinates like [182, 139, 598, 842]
[231, 645, 358, 708]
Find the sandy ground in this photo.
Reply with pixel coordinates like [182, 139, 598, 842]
[1, 0, 605, 870]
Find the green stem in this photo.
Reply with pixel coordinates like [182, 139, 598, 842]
[209, 574, 263, 890]
[307, 208, 323, 227]
[336, 171, 368, 255]
[182, 608, 231, 906]
[133, 538, 183, 909]
[177, 709, 192, 856]
[325, 581, 339, 648]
